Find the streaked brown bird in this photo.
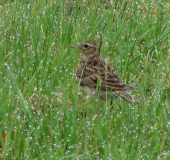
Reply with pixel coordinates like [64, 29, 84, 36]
[71, 38, 139, 108]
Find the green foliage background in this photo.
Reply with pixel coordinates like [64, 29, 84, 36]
[0, 0, 170, 159]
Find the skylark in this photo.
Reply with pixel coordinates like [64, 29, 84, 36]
[71, 38, 139, 107]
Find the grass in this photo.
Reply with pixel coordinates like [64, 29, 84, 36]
[0, 0, 170, 159]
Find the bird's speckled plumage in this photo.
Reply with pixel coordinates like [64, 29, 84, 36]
[71, 38, 139, 105]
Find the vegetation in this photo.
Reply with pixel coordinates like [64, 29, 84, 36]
[0, 0, 170, 159]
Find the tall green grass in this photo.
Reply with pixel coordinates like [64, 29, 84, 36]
[0, 0, 170, 159]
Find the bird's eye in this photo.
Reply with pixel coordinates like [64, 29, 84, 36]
[84, 44, 89, 48]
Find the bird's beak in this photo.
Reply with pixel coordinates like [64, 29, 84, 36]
[71, 45, 80, 49]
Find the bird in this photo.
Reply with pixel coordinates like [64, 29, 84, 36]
[71, 37, 139, 108]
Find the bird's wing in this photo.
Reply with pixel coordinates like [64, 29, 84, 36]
[98, 65, 136, 91]
[76, 58, 136, 91]
[76, 62, 98, 88]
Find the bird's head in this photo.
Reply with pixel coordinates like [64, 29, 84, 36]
[71, 38, 102, 59]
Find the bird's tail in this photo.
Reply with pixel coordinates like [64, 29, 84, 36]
[113, 90, 140, 103]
